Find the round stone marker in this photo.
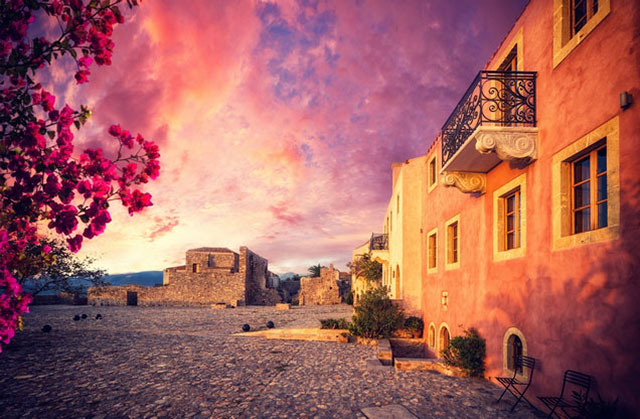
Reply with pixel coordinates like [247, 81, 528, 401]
[41, 325, 52, 333]
[266, 321, 275, 329]
[81, 314, 87, 319]
[242, 324, 250, 332]
[95, 314, 102, 319]
[73, 315, 80, 321]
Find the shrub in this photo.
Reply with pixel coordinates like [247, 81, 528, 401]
[404, 316, 424, 337]
[345, 290, 354, 305]
[441, 327, 486, 377]
[348, 287, 404, 339]
[320, 318, 350, 329]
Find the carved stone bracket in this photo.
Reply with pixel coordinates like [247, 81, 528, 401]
[442, 171, 486, 194]
[474, 128, 537, 163]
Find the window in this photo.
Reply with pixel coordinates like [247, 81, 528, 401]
[504, 189, 521, 249]
[493, 174, 526, 261]
[441, 291, 448, 310]
[395, 264, 401, 299]
[390, 211, 392, 232]
[192, 263, 198, 273]
[571, 145, 607, 233]
[552, 0, 610, 68]
[396, 195, 400, 213]
[448, 223, 458, 263]
[552, 116, 619, 249]
[445, 215, 460, 269]
[428, 155, 438, 192]
[572, 0, 598, 35]
[427, 229, 438, 273]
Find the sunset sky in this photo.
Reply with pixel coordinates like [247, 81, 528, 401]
[51, 0, 528, 274]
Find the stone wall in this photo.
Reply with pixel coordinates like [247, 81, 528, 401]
[298, 265, 342, 305]
[242, 247, 281, 305]
[185, 248, 238, 273]
[90, 246, 281, 307]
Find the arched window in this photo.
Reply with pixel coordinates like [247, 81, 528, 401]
[428, 323, 436, 349]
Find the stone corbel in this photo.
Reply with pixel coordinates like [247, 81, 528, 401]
[442, 171, 486, 194]
[475, 129, 537, 163]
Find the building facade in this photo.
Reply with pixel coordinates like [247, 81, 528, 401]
[354, 0, 640, 412]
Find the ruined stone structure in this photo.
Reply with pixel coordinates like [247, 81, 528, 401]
[88, 247, 281, 307]
[298, 265, 345, 305]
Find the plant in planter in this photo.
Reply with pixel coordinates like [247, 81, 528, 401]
[404, 316, 424, 338]
[348, 286, 404, 339]
[441, 327, 486, 377]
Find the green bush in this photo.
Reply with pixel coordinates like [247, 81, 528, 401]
[345, 290, 354, 305]
[348, 287, 404, 339]
[404, 316, 424, 337]
[320, 318, 350, 329]
[441, 327, 486, 377]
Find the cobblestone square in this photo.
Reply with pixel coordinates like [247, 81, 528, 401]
[0, 305, 541, 418]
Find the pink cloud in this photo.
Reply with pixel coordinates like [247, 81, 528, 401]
[56, 0, 529, 274]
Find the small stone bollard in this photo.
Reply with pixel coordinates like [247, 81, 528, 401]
[41, 325, 52, 333]
[73, 315, 80, 321]
[275, 303, 291, 311]
[267, 321, 275, 329]
[242, 324, 251, 332]
[95, 314, 102, 319]
[81, 314, 87, 319]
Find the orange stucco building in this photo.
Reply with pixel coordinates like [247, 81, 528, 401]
[353, 0, 640, 413]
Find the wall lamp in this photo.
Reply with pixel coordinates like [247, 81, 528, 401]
[620, 91, 633, 110]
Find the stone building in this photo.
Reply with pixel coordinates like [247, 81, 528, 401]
[353, 0, 640, 413]
[298, 265, 346, 305]
[89, 246, 281, 307]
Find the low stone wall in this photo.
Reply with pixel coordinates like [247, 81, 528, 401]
[88, 271, 247, 307]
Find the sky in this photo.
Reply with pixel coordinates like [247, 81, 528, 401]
[49, 0, 529, 275]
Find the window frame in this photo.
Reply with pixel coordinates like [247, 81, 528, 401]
[428, 154, 438, 193]
[552, 116, 619, 250]
[552, 0, 610, 68]
[427, 227, 438, 274]
[570, 144, 608, 234]
[493, 173, 527, 261]
[445, 215, 461, 270]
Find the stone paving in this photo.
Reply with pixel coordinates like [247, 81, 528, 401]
[0, 305, 543, 418]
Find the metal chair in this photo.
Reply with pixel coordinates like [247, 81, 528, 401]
[538, 369, 592, 418]
[496, 355, 537, 411]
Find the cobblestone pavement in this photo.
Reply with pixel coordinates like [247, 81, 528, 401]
[0, 305, 542, 418]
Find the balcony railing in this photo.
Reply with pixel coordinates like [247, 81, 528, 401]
[370, 233, 388, 251]
[441, 71, 537, 167]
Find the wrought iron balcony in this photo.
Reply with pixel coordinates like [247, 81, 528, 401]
[370, 233, 388, 251]
[440, 71, 537, 174]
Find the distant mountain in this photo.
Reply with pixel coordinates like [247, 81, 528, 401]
[277, 272, 304, 280]
[104, 271, 163, 287]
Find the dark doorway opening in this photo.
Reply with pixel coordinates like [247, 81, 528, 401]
[127, 291, 138, 306]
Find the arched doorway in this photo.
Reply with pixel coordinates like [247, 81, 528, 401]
[438, 323, 451, 355]
[507, 335, 523, 373]
[502, 327, 528, 377]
